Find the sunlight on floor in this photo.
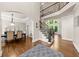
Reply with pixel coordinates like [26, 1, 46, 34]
[0, 51, 2, 56]
[51, 34, 60, 50]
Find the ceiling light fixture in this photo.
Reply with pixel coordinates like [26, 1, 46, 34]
[11, 13, 14, 26]
[41, 3, 45, 5]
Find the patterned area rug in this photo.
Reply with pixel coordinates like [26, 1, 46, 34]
[19, 44, 64, 57]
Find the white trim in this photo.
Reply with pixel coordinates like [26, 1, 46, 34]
[32, 38, 51, 44]
[39, 38, 51, 44]
[62, 37, 73, 41]
[32, 38, 39, 42]
[73, 42, 79, 52]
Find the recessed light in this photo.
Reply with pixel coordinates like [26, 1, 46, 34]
[41, 3, 45, 5]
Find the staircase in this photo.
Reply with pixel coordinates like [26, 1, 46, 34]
[39, 21, 54, 44]
[41, 2, 76, 19]
[40, 21, 49, 38]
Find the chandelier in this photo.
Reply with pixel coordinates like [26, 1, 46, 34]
[11, 13, 14, 26]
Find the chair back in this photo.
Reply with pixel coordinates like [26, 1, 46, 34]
[17, 31, 22, 39]
[7, 31, 14, 41]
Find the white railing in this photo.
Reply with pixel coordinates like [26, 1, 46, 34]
[39, 30, 50, 44]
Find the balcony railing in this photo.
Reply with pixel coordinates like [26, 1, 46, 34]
[40, 2, 69, 17]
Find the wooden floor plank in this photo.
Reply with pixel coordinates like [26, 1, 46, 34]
[2, 36, 79, 57]
[2, 37, 32, 57]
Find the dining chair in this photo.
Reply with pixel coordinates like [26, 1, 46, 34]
[6, 31, 14, 42]
[17, 31, 22, 39]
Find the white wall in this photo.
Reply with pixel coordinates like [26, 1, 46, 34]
[58, 3, 79, 52]
[25, 19, 33, 37]
[25, 18, 40, 42]
[0, 2, 40, 43]
[72, 3, 79, 52]
[0, 13, 2, 56]
[30, 3, 40, 42]
[60, 14, 74, 41]
[23, 3, 40, 42]
[1, 19, 26, 35]
[15, 22, 26, 33]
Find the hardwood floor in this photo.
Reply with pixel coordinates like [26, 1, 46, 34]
[2, 35, 79, 57]
[51, 35, 79, 57]
[51, 39, 79, 57]
[2, 37, 32, 57]
[33, 35, 79, 57]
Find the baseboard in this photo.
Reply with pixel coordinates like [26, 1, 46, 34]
[73, 42, 79, 52]
[32, 38, 52, 44]
[62, 37, 72, 41]
[32, 39, 39, 42]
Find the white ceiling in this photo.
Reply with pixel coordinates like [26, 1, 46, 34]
[2, 11, 26, 19]
[0, 2, 40, 22]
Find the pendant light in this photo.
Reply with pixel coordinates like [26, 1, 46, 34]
[11, 13, 14, 26]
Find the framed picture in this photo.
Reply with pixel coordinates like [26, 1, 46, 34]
[74, 16, 79, 27]
[36, 23, 38, 28]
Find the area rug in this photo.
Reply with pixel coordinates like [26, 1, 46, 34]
[19, 44, 64, 57]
